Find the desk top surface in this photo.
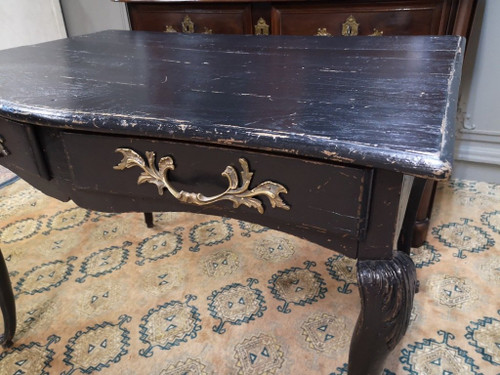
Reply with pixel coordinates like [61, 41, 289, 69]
[0, 30, 463, 179]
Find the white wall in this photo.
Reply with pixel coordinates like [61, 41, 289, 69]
[0, 0, 66, 50]
[454, 0, 500, 183]
[60, 0, 129, 37]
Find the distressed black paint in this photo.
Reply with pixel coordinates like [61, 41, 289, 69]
[0, 31, 464, 372]
[0, 31, 464, 179]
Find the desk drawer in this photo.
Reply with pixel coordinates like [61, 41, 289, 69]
[128, 3, 253, 34]
[0, 118, 49, 180]
[62, 132, 372, 240]
[272, 1, 447, 36]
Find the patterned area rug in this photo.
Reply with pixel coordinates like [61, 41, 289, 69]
[0, 178, 499, 375]
[0, 166, 17, 189]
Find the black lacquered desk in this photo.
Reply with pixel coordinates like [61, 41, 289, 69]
[0, 30, 463, 374]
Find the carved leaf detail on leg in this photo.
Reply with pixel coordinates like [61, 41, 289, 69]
[349, 252, 417, 375]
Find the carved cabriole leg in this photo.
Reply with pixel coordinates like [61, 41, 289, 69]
[0, 248, 16, 348]
[348, 252, 417, 375]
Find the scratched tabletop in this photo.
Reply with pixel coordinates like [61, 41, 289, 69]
[0, 30, 464, 178]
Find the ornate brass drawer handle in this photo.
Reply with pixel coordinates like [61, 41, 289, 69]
[165, 15, 205, 34]
[255, 18, 269, 35]
[369, 29, 384, 36]
[0, 136, 9, 157]
[315, 28, 332, 37]
[114, 148, 290, 214]
[341, 15, 384, 36]
[164, 25, 177, 33]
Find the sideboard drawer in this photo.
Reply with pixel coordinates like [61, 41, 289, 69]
[272, 1, 448, 36]
[62, 132, 373, 241]
[128, 3, 253, 34]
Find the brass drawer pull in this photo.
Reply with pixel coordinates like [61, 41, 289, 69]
[165, 15, 208, 34]
[340, 15, 384, 36]
[342, 15, 359, 36]
[255, 18, 270, 35]
[315, 28, 332, 37]
[0, 136, 9, 157]
[369, 29, 384, 36]
[164, 25, 177, 33]
[114, 148, 290, 214]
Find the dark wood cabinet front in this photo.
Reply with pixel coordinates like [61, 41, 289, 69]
[272, 2, 448, 36]
[123, 0, 476, 38]
[128, 3, 253, 35]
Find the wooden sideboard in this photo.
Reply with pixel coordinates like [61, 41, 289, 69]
[120, 0, 476, 38]
[118, 0, 476, 246]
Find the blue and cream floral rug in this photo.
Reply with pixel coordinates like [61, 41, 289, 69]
[0, 165, 17, 189]
[0, 175, 498, 374]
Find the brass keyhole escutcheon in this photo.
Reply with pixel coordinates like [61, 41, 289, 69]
[342, 15, 359, 36]
[182, 15, 195, 33]
[255, 18, 270, 35]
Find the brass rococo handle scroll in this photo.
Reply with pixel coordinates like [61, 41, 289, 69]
[164, 25, 178, 33]
[315, 28, 332, 36]
[113, 148, 290, 214]
[369, 29, 384, 36]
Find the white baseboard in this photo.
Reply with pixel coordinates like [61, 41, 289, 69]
[452, 130, 500, 183]
[454, 133, 500, 165]
[453, 134, 500, 183]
